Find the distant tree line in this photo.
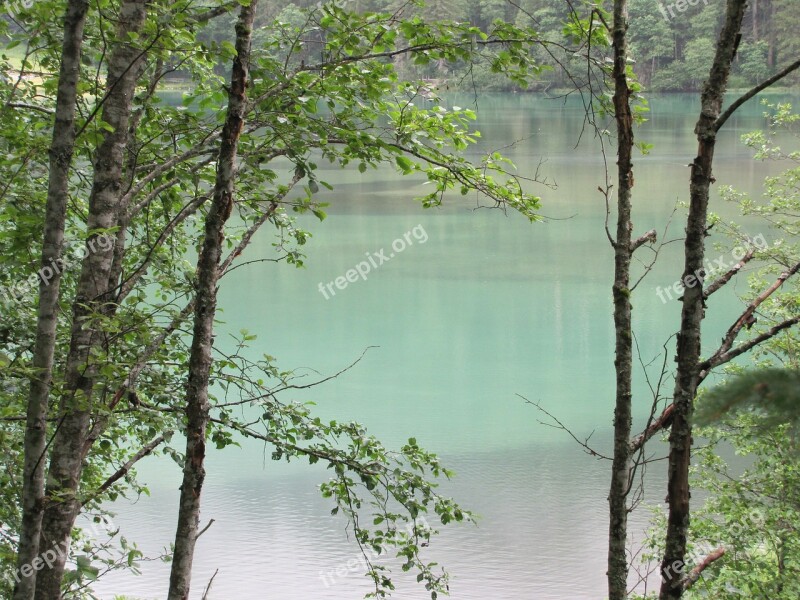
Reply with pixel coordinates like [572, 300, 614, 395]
[193, 0, 800, 92]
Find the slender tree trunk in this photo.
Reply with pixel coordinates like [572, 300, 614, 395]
[13, 2, 89, 598]
[767, 0, 775, 68]
[658, 2, 748, 599]
[607, 1, 636, 598]
[752, 0, 758, 40]
[33, 2, 148, 597]
[167, 2, 258, 598]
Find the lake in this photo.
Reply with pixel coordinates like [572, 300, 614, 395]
[92, 92, 796, 599]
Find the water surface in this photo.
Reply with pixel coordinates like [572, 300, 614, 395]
[94, 92, 797, 599]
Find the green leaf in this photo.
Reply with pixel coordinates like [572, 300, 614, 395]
[395, 156, 414, 173]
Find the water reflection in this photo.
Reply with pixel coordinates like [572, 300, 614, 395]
[94, 92, 796, 599]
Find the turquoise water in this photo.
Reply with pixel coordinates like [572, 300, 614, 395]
[94, 92, 797, 599]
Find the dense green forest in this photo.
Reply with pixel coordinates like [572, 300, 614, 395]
[194, 0, 800, 92]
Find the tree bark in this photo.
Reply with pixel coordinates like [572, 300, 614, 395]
[13, 2, 90, 599]
[658, 2, 748, 599]
[167, 2, 258, 598]
[607, 1, 637, 598]
[34, 2, 149, 597]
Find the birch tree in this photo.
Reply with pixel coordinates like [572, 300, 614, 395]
[34, 1, 149, 596]
[167, 1, 259, 597]
[1, 1, 557, 596]
[12, 1, 89, 598]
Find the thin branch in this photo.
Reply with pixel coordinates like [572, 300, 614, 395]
[698, 315, 800, 381]
[82, 433, 170, 507]
[703, 261, 800, 370]
[214, 418, 382, 476]
[519, 395, 611, 460]
[703, 247, 755, 299]
[197, 519, 215, 540]
[193, 1, 237, 23]
[714, 58, 800, 132]
[218, 170, 300, 275]
[6, 102, 55, 115]
[81, 298, 196, 457]
[116, 194, 210, 302]
[126, 155, 215, 219]
[630, 404, 674, 453]
[201, 568, 219, 600]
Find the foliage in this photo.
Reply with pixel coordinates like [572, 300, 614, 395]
[635, 101, 800, 599]
[694, 368, 800, 436]
[639, 415, 800, 599]
[0, 0, 557, 596]
[188, 0, 800, 92]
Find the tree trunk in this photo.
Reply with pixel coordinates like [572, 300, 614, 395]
[34, 2, 149, 597]
[752, 0, 758, 41]
[658, 2, 748, 599]
[13, 2, 90, 599]
[607, 1, 636, 598]
[167, 2, 258, 598]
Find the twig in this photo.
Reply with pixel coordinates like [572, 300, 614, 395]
[519, 395, 611, 460]
[201, 568, 219, 599]
[197, 519, 216, 540]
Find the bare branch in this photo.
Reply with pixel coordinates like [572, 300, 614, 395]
[714, 58, 800, 133]
[519, 395, 611, 460]
[201, 568, 219, 600]
[196, 519, 215, 540]
[699, 315, 800, 381]
[680, 547, 726, 591]
[703, 261, 800, 371]
[630, 229, 657, 253]
[630, 404, 674, 453]
[703, 247, 755, 299]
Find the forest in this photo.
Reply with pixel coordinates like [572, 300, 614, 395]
[193, 0, 800, 92]
[0, 0, 798, 599]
